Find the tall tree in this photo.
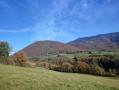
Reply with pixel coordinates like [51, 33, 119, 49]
[0, 41, 12, 64]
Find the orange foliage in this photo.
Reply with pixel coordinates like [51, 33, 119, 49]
[14, 52, 28, 65]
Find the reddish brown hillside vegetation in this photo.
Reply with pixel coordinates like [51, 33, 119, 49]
[18, 40, 80, 57]
[68, 32, 119, 51]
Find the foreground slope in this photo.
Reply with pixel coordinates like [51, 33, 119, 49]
[69, 32, 119, 51]
[18, 40, 79, 57]
[0, 64, 119, 90]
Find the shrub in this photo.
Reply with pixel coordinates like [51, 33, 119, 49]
[73, 61, 88, 73]
[59, 62, 73, 72]
[38, 62, 49, 69]
[13, 52, 29, 67]
[106, 69, 116, 77]
[50, 64, 60, 71]
[87, 64, 106, 76]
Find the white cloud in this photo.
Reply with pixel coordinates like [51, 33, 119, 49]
[29, 0, 81, 42]
[0, 30, 18, 33]
[0, 0, 118, 43]
[0, 28, 31, 33]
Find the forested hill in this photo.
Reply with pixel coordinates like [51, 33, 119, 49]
[18, 40, 80, 57]
[68, 32, 119, 51]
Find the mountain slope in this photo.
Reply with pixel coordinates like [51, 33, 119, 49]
[68, 32, 119, 51]
[18, 40, 80, 57]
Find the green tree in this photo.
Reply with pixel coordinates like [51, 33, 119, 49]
[0, 41, 12, 64]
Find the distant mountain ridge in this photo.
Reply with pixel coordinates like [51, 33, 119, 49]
[18, 40, 80, 57]
[17, 32, 119, 57]
[68, 32, 119, 51]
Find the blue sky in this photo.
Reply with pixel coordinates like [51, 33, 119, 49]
[0, 0, 119, 53]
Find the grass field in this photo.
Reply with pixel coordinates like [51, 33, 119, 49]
[0, 64, 119, 90]
[65, 51, 119, 58]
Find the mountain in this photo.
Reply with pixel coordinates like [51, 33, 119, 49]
[18, 40, 80, 57]
[68, 32, 119, 51]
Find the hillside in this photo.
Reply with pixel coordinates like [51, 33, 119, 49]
[0, 64, 119, 90]
[18, 40, 79, 57]
[68, 32, 119, 51]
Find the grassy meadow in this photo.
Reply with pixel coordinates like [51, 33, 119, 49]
[0, 64, 119, 90]
[64, 51, 119, 58]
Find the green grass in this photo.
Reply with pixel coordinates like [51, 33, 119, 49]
[0, 64, 119, 90]
[64, 51, 119, 58]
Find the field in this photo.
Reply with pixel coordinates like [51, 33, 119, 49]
[64, 51, 119, 58]
[0, 64, 119, 90]
[29, 51, 119, 60]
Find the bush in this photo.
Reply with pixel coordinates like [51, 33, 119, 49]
[50, 64, 60, 71]
[73, 61, 88, 73]
[87, 64, 106, 76]
[59, 63, 73, 72]
[38, 62, 49, 69]
[13, 52, 29, 67]
[106, 69, 117, 77]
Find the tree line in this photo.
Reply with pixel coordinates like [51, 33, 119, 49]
[0, 41, 30, 67]
[35, 54, 119, 77]
[0, 41, 119, 77]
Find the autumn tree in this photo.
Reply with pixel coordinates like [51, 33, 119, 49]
[59, 62, 73, 72]
[87, 64, 105, 76]
[73, 56, 80, 64]
[50, 64, 60, 71]
[73, 61, 88, 73]
[13, 52, 28, 66]
[38, 62, 49, 69]
[107, 69, 116, 77]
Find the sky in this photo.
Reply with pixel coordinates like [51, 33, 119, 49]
[0, 0, 119, 53]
